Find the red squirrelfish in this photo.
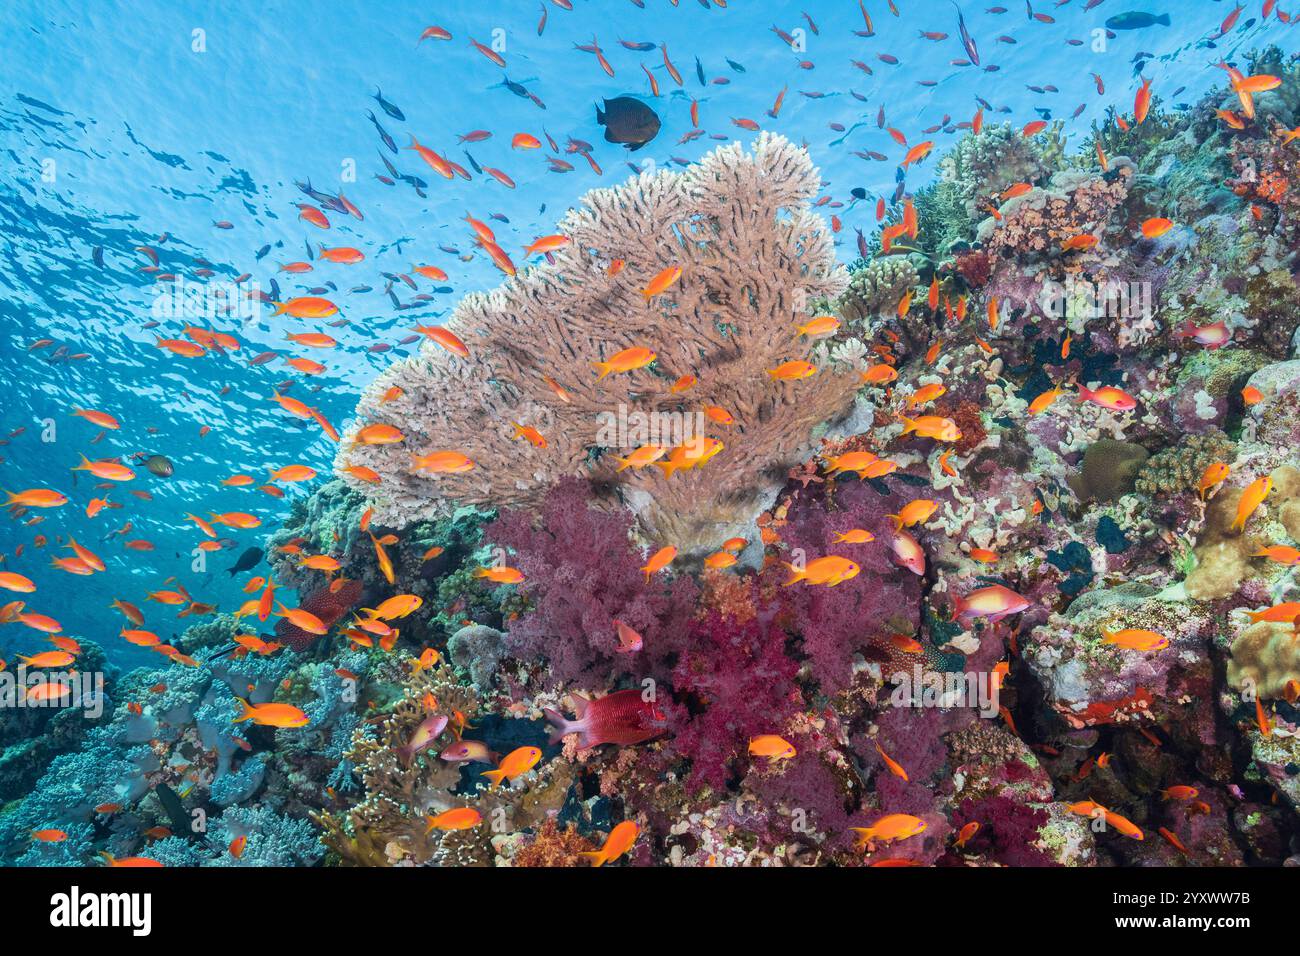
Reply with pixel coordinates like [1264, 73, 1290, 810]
[544, 689, 668, 748]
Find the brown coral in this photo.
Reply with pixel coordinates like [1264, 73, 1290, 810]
[336, 133, 857, 553]
[510, 818, 599, 867]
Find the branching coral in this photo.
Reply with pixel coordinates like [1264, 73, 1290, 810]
[336, 133, 858, 552]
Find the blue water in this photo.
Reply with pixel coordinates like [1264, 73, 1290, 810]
[0, 0, 1292, 665]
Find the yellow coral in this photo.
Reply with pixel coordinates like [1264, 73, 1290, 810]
[1228, 620, 1300, 700]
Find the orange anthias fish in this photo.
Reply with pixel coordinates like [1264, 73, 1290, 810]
[481, 745, 542, 790]
[1134, 77, 1152, 125]
[851, 814, 927, 846]
[474, 566, 525, 585]
[594, 347, 656, 379]
[232, 697, 309, 728]
[1232, 475, 1273, 532]
[581, 820, 638, 867]
[641, 265, 682, 298]
[641, 546, 677, 581]
[874, 741, 909, 781]
[784, 555, 861, 587]
[1198, 462, 1229, 500]
[748, 735, 797, 761]
[426, 807, 483, 832]
[889, 499, 938, 529]
[767, 360, 818, 381]
[1101, 628, 1168, 652]
[1254, 545, 1300, 566]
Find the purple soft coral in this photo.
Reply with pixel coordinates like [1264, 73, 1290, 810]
[486, 478, 699, 689]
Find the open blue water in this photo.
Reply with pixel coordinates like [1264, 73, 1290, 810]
[0, 0, 1292, 665]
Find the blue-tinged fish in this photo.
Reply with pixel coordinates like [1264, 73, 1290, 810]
[367, 110, 397, 154]
[1105, 11, 1171, 29]
[372, 87, 405, 121]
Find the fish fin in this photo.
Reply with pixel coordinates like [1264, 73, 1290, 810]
[231, 696, 253, 723]
[481, 767, 505, 789]
[579, 850, 606, 867]
[543, 707, 574, 745]
[782, 562, 805, 587]
[570, 693, 590, 719]
[1155, 13, 1170, 25]
[595, 104, 605, 124]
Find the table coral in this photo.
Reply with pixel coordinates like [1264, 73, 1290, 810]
[336, 133, 858, 554]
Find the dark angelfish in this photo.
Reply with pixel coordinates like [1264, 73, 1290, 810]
[596, 96, 661, 151]
[226, 546, 264, 577]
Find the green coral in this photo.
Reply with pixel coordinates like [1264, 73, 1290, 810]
[1176, 348, 1269, 398]
[1135, 429, 1236, 497]
[179, 611, 244, 654]
[836, 257, 918, 324]
[937, 122, 1058, 216]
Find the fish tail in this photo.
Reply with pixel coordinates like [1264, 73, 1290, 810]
[231, 696, 253, 723]
[951, 594, 967, 620]
[1155, 12, 1170, 25]
[592, 361, 611, 380]
[888, 514, 903, 530]
[782, 562, 806, 587]
[579, 850, 607, 867]
[899, 417, 917, 435]
[481, 767, 505, 790]
[543, 707, 575, 745]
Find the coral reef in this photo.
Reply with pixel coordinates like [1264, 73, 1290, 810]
[335, 134, 858, 553]
[6, 50, 1300, 872]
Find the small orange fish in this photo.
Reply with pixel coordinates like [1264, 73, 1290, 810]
[1198, 462, 1229, 500]
[641, 546, 677, 581]
[748, 735, 797, 761]
[1231, 475, 1272, 532]
[874, 741, 909, 781]
[581, 820, 638, 867]
[425, 807, 483, 832]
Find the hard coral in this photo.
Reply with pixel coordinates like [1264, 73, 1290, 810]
[337, 133, 856, 553]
